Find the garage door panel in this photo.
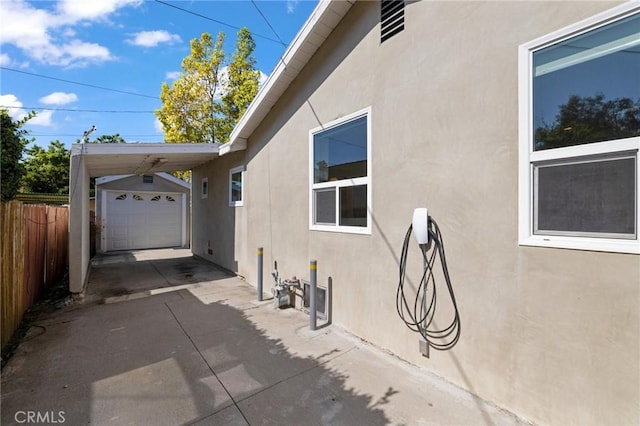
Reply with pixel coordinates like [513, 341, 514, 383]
[106, 191, 183, 251]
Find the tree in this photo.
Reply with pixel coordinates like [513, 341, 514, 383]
[1, 109, 34, 201]
[157, 32, 226, 144]
[535, 94, 640, 150]
[220, 27, 261, 142]
[89, 133, 126, 144]
[155, 28, 260, 144]
[21, 140, 70, 194]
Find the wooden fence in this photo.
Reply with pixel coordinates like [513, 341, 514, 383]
[1, 201, 69, 349]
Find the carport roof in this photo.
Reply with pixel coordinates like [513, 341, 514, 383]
[70, 143, 220, 177]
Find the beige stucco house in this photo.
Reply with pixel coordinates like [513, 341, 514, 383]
[68, 1, 638, 424]
[189, 1, 640, 425]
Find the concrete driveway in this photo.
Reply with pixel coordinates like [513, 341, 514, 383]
[1, 249, 525, 425]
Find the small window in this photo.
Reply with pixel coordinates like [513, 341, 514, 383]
[310, 107, 371, 234]
[133, 194, 144, 201]
[115, 194, 127, 200]
[229, 166, 244, 207]
[165, 195, 176, 202]
[381, 0, 404, 43]
[143, 175, 154, 184]
[201, 177, 208, 199]
[151, 195, 161, 202]
[519, 5, 640, 254]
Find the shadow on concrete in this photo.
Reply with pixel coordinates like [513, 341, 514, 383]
[1, 253, 392, 425]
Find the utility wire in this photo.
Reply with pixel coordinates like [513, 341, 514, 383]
[250, 0, 287, 47]
[0, 67, 160, 100]
[30, 133, 161, 137]
[0, 105, 155, 113]
[154, 0, 284, 45]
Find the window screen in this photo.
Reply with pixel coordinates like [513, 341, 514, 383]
[535, 156, 636, 237]
[314, 188, 336, 225]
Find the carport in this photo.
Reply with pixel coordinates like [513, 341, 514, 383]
[68, 143, 220, 294]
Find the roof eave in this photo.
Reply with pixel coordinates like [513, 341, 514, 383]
[220, 0, 354, 156]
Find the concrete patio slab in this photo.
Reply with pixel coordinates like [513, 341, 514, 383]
[1, 249, 527, 426]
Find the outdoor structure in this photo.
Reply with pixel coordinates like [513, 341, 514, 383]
[95, 173, 190, 252]
[67, 1, 639, 424]
[68, 143, 219, 294]
[188, 1, 640, 425]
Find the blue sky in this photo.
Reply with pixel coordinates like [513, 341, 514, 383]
[0, 0, 319, 148]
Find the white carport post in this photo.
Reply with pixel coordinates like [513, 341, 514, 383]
[69, 146, 92, 294]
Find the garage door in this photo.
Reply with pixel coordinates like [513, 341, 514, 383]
[106, 192, 183, 251]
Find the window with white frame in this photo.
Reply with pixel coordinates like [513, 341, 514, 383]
[229, 166, 244, 206]
[310, 107, 372, 234]
[518, 5, 640, 254]
[201, 177, 208, 199]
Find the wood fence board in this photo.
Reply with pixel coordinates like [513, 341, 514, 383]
[24, 205, 46, 306]
[1, 201, 69, 349]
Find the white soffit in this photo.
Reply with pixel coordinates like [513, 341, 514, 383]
[220, 0, 354, 155]
[71, 143, 220, 178]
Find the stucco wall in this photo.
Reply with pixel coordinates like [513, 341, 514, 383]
[193, 2, 638, 424]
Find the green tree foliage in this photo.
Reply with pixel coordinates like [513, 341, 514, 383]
[155, 28, 260, 144]
[89, 133, 126, 144]
[219, 27, 260, 142]
[1, 109, 34, 201]
[21, 140, 70, 194]
[535, 94, 640, 150]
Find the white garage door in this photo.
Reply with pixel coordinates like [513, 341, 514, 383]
[106, 192, 183, 251]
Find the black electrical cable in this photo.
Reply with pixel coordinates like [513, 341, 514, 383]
[397, 217, 461, 351]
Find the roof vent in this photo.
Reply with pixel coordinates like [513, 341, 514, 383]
[381, 0, 405, 43]
[143, 174, 154, 184]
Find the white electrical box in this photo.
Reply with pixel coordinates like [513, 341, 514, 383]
[412, 208, 429, 245]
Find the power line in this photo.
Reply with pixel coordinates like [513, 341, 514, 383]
[0, 105, 155, 113]
[30, 133, 162, 137]
[154, 0, 285, 45]
[0, 67, 160, 99]
[250, 0, 287, 47]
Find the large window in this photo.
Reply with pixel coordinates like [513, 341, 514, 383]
[519, 5, 640, 253]
[310, 108, 371, 234]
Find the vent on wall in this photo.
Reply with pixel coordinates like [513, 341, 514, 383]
[381, 0, 405, 43]
[302, 281, 328, 320]
[143, 175, 154, 184]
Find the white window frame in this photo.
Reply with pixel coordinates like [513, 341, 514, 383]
[518, 3, 640, 254]
[309, 107, 372, 234]
[201, 177, 208, 199]
[229, 166, 244, 207]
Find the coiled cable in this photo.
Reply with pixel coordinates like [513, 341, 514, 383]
[397, 217, 461, 351]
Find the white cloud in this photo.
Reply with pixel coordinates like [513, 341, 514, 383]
[165, 71, 181, 80]
[56, 0, 141, 22]
[39, 92, 78, 105]
[127, 30, 181, 47]
[0, 0, 139, 67]
[258, 71, 268, 87]
[154, 117, 164, 133]
[0, 94, 57, 127]
[0, 53, 10, 66]
[28, 109, 54, 127]
[0, 94, 25, 120]
[286, 0, 299, 14]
